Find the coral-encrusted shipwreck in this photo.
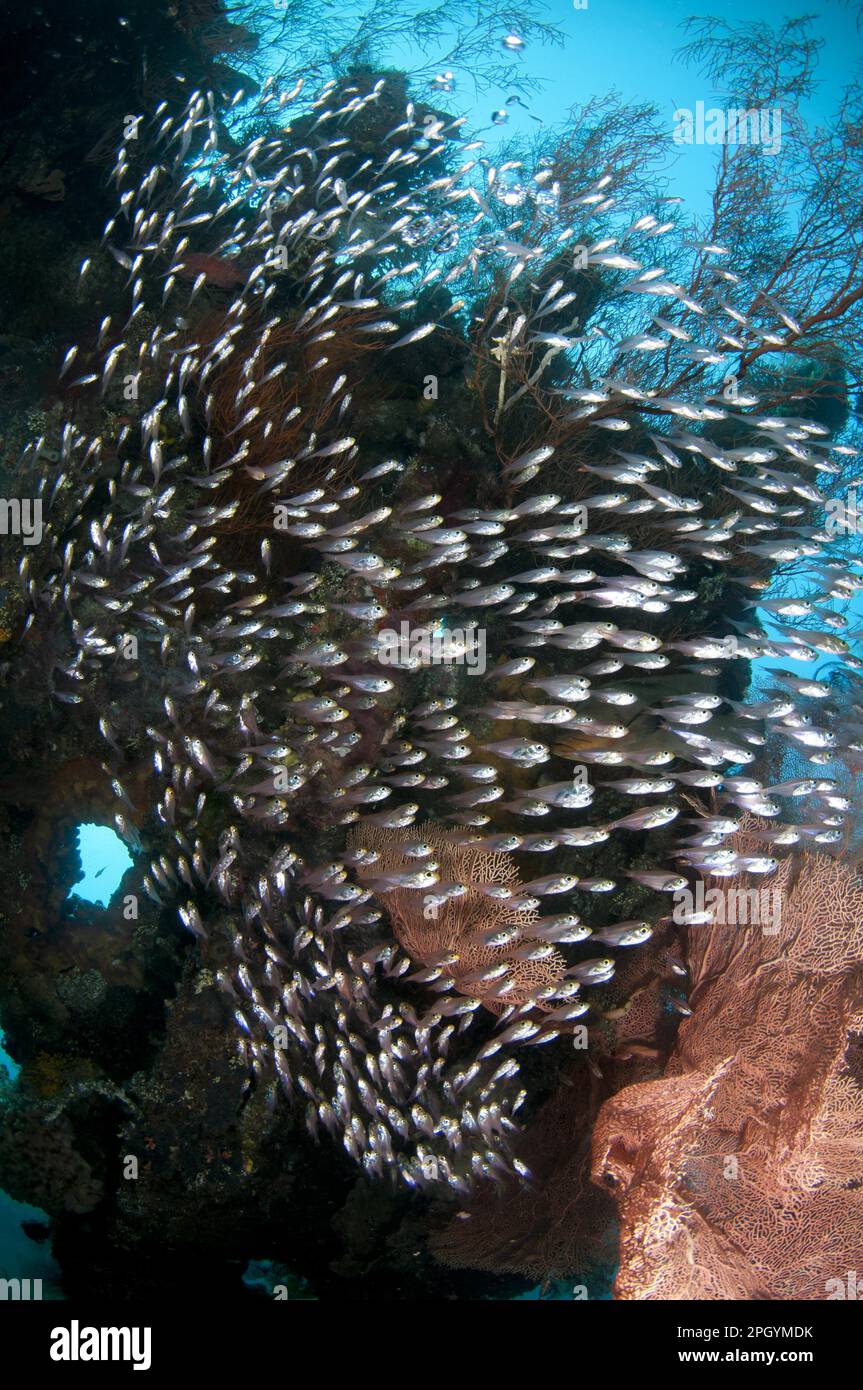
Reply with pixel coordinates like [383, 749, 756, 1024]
[5, 57, 862, 1256]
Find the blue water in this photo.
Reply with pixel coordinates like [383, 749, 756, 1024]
[376, 1, 863, 698]
[0, 1033, 64, 1298]
[516, 1277, 612, 1300]
[0, 1028, 18, 1083]
[264, 0, 861, 221]
[67, 822, 133, 908]
[0, 1192, 63, 1299]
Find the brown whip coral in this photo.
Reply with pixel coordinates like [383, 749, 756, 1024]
[347, 822, 567, 1012]
[591, 827, 863, 1300]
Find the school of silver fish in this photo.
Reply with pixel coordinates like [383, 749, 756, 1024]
[18, 71, 860, 1194]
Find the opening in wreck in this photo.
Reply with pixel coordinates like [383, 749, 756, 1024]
[66, 823, 133, 909]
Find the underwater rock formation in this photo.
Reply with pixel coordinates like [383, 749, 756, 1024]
[0, 1101, 103, 1216]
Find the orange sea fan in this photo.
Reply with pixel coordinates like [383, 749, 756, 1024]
[590, 824, 863, 1300]
[346, 822, 567, 1012]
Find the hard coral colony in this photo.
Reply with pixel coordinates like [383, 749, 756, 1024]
[3, 23, 862, 1305]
